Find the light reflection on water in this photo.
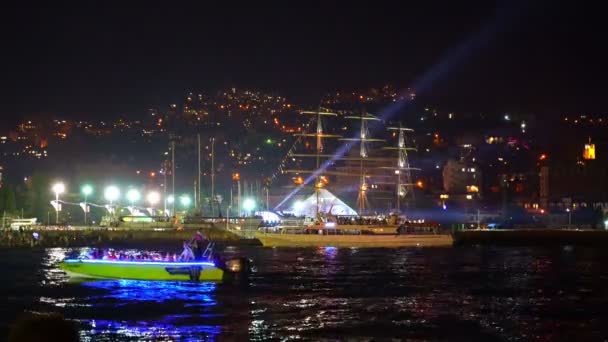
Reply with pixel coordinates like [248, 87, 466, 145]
[80, 319, 221, 342]
[2, 245, 608, 340]
[82, 280, 217, 305]
[69, 280, 221, 340]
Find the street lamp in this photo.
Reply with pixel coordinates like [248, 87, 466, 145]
[81, 184, 93, 225]
[180, 195, 191, 209]
[146, 191, 160, 207]
[104, 185, 120, 206]
[126, 188, 141, 205]
[52, 182, 65, 224]
[166, 195, 175, 216]
[243, 198, 256, 215]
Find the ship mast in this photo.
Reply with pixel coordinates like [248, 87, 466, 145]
[340, 110, 384, 215]
[384, 124, 419, 213]
[285, 109, 341, 217]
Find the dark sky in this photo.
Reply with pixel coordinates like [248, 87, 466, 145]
[1, 1, 607, 123]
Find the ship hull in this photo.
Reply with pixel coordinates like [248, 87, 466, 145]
[59, 259, 224, 281]
[255, 232, 453, 248]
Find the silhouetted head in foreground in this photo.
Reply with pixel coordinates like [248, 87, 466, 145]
[9, 312, 79, 342]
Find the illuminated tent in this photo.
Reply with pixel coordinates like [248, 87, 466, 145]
[255, 211, 281, 223]
[292, 189, 358, 217]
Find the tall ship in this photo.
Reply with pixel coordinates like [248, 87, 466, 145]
[255, 108, 453, 247]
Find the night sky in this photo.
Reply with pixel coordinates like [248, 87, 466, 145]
[1, 1, 606, 124]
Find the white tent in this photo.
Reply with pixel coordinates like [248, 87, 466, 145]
[291, 189, 358, 217]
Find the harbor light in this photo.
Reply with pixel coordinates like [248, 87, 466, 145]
[52, 182, 65, 195]
[81, 184, 93, 225]
[179, 195, 191, 208]
[104, 185, 120, 204]
[126, 188, 141, 204]
[81, 184, 93, 196]
[52, 182, 65, 224]
[146, 191, 160, 206]
[243, 198, 256, 212]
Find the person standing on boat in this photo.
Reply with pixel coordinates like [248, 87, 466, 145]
[191, 230, 209, 260]
[178, 241, 195, 261]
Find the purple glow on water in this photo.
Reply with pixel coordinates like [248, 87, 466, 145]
[83, 318, 221, 341]
[82, 279, 217, 304]
[76, 280, 221, 340]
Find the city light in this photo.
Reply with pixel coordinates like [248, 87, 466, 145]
[126, 188, 141, 204]
[104, 185, 120, 204]
[52, 182, 65, 195]
[467, 185, 479, 193]
[584, 144, 596, 160]
[146, 191, 160, 206]
[243, 198, 256, 212]
[81, 184, 93, 196]
[52, 182, 65, 224]
[179, 195, 191, 207]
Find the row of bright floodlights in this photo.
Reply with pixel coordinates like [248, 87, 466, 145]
[49, 183, 257, 210]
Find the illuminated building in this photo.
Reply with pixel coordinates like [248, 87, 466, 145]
[583, 143, 596, 160]
[442, 159, 481, 195]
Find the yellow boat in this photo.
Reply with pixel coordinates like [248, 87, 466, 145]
[59, 257, 250, 281]
[255, 231, 453, 248]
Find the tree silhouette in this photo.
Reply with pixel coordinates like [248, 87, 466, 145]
[24, 173, 51, 221]
[0, 183, 18, 216]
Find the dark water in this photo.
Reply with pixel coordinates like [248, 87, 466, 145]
[2, 245, 608, 341]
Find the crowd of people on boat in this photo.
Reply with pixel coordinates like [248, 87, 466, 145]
[82, 230, 212, 262]
[397, 222, 440, 234]
[335, 216, 390, 225]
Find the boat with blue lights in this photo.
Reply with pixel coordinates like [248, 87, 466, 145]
[59, 247, 251, 281]
[60, 259, 228, 281]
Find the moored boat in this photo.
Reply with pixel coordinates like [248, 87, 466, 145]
[255, 231, 453, 248]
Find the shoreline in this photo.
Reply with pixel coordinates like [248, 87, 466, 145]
[4, 227, 608, 249]
[0, 227, 258, 249]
